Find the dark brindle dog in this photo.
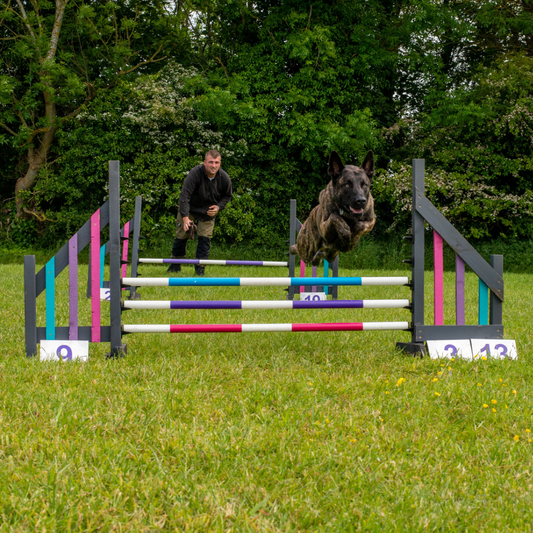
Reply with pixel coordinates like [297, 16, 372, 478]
[290, 150, 376, 266]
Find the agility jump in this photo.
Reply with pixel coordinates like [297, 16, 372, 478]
[24, 159, 504, 358]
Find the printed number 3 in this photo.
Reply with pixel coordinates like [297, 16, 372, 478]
[444, 344, 458, 357]
[56, 345, 73, 361]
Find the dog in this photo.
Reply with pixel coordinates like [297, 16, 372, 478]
[290, 150, 376, 266]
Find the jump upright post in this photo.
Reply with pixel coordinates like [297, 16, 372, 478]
[23, 162, 139, 358]
[396, 159, 504, 355]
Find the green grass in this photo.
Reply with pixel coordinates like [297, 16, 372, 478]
[1, 261, 533, 531]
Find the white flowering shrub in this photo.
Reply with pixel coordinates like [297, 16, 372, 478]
[373, 163, 533, 239]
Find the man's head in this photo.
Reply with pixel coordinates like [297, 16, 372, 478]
[204, 150, 221, 178]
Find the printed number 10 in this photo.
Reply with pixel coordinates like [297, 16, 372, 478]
[304, 295, 322, 301]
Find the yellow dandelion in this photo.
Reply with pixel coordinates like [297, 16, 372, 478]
[385, 391, 389, 395]
[527, 429, 531, 433]
[499, 378, 503, 382]
[483, 404, 488, 408]
[438, 371, 442, 376]
[492, 408, 497, 413]
[514, 435, 519, 442]
[350, 438, 356, 443]
[491, 399, 497, 404]
[529, 439, 532, 443]
[325, 419, 330, 424]
[435, 392, 441, 396]
[396, 378, 405, 386]
[482, 356, 487, 361]
[451, 358, 455, 361]
[513, 390, 517, 395]
[477, 383, 482, 387]
[432, 378, 439, 382]
[448, 367, 452, 371]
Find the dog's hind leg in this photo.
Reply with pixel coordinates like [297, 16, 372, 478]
[311, 249, 326, 266]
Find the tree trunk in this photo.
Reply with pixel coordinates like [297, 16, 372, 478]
[15, 93, 58, 217]
[14, 0, 68, 217]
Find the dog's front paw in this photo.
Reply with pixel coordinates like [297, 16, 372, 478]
[332, 214, 351, 240]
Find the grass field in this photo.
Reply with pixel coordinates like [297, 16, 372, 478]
[1, 261, 533, 531]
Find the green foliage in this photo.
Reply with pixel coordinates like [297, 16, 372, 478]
[374, 162, 533, 240]
[3, 0, 533, 250]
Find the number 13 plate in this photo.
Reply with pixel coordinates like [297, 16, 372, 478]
[471, 339, 517, 360]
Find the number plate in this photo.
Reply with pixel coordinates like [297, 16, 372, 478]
[100, 288, 111, 301]
[300, 292, 327, 301]
[40, 340, 89, 362]
[471, 339, 517, 360]
[427, 340, 474, 360]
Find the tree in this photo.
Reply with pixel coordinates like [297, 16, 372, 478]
[0, 0, 181, 217]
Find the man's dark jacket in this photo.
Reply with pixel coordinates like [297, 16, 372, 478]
[179, 164, 233, 221]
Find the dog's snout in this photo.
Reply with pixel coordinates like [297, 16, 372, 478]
[354, 198, 367, 209]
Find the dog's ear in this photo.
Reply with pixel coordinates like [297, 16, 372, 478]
[328, 151, 344, 181]
[362, 150, 374, 181]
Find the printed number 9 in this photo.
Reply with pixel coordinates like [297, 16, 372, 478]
[444, 344, 458, 357]
[56, 345, 73, 361]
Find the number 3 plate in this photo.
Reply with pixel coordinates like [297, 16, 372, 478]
[427, 340, 474, 360]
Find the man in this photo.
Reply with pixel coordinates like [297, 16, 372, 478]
[168, 150, 233, 276]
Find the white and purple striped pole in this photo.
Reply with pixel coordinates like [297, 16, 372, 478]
[123, 299, 411, 310]
[139, 258, 289, 267]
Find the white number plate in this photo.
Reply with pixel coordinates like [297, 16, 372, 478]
[40, 340, 89, 362]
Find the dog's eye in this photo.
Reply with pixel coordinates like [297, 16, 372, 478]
[345, 183, 350, 188]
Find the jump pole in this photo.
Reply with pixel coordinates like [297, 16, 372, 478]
[123, 322, 410, 334]
[123, 299, 411, 310]
[139, 259, 289, 267]
[122, 276, 409, 287]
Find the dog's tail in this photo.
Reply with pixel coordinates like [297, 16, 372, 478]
[289, 244, 298, 256]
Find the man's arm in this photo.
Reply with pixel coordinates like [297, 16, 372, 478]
[178, 173, 196, 218]
[178, 168, 200, 231]
[216, 177, 233, 212]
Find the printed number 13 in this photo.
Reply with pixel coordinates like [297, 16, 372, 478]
[480, 343, 508, 358]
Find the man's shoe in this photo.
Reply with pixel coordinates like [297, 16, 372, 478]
[195, 266, 205, 277]
[167, 263, 181, 273]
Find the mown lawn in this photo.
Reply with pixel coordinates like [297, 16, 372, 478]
[1, 262, 533, 532]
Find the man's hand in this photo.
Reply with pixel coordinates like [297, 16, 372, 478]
[182, 216, 192, 231]
[207, 205, 219, 217]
